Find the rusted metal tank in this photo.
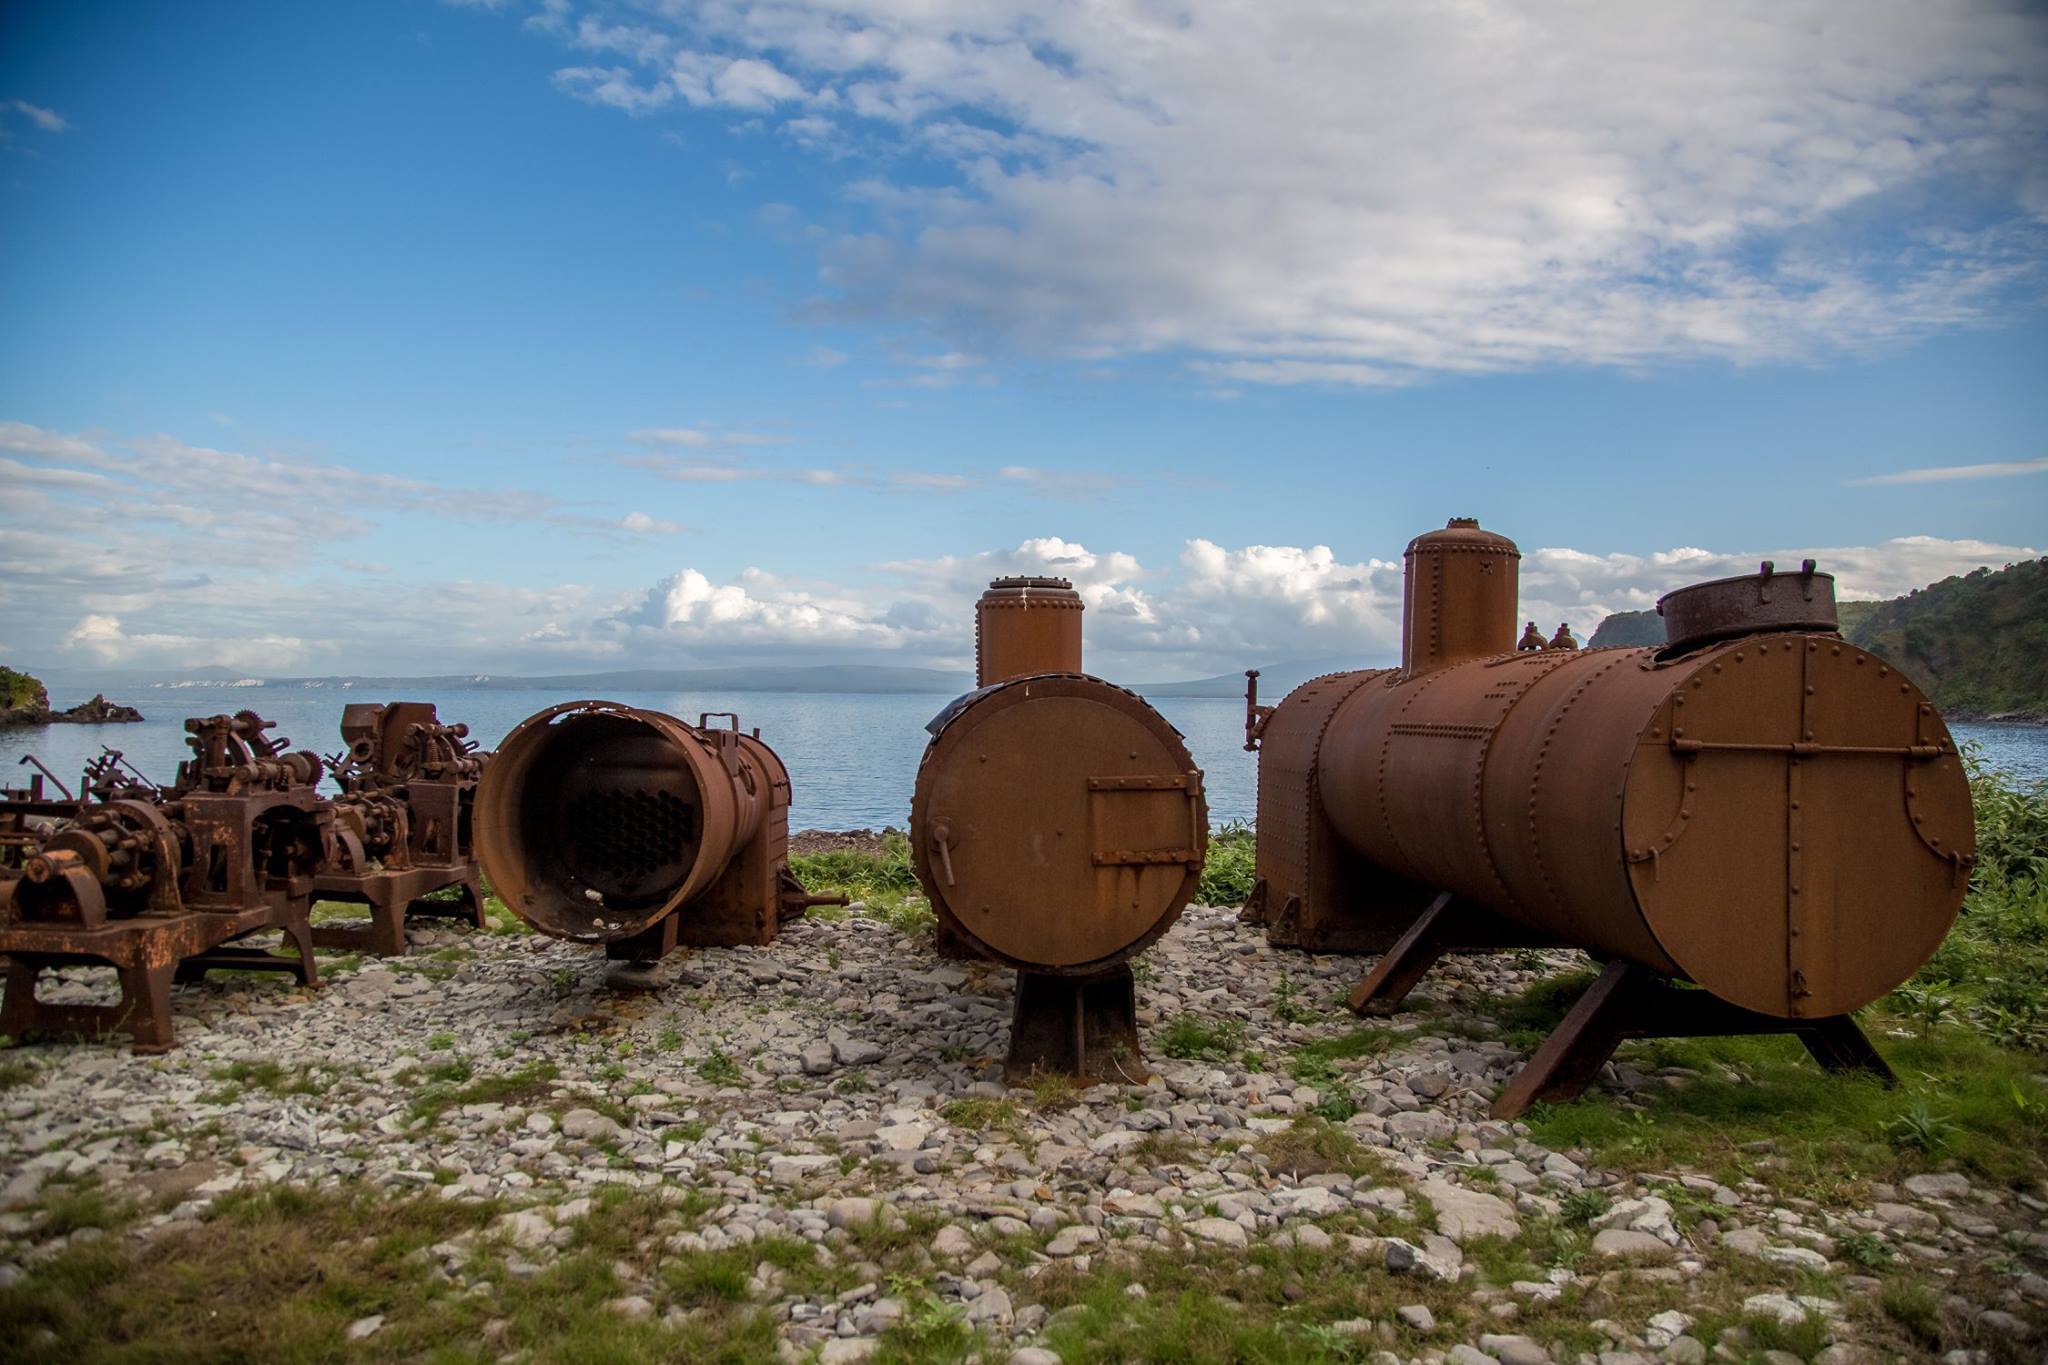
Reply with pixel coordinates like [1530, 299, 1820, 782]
[1247, 519, 1975, 1114]
[475, 701, 841, 965]
[977, 576, 1085, 683]
[913, 578, 1207, 1083]
[313, 702, 492, 957]
[0, 712, 326, 1052]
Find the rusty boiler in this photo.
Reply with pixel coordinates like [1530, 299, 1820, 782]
[475, 702, 843, 966]
[912, 577, 1208, 1084]
[313, 701, 492, 957]
[1245, 519, 1974, 1116]
[0, 712, 328, 1052]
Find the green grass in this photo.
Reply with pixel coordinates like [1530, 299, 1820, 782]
[1519, 1023, 2048, 1194]
[1158, 1012, 1248, 1064]
[1252, 1116, 1387, 1180]
[788, 832, 920, 909]
[1197, 819, 1257, 907]
[694, 1049, 743, 1086]
[409, 1059, 561, 1122]
[940, 1097, 1026, 1139]
[1901, 753, 2048, 1050]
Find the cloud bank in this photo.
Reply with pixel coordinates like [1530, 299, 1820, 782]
[521, 0, 2048, 384]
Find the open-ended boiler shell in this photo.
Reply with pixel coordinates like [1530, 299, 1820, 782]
[476, 701, 792, 946]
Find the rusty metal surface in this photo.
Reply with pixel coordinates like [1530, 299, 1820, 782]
[1401, 518, 1520, 675]
[315, 702, 491, 956]
[1658, 559, 1837, 653]
[476, 701, 835, 957]
[1297, 542, 1972, 1020]
[976, 576, 1085, 685]
[912, 673, 1207, 975]
[0, 710, 325, 1051]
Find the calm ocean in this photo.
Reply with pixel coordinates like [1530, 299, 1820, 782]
[4, 686, 2042, 830]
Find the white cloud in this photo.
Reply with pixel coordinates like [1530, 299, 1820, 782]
[10, 100, 67, 132]
[516, 1, 2048, 383]
[1852, 456, 2048, 485]
[64, 614, 317, 673]
[627, 426, 789, 448]
[618, 510, 683, 534]
[599, 530, 2039, 676]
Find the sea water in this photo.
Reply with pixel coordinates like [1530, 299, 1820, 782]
[3, 686, 2041, 830]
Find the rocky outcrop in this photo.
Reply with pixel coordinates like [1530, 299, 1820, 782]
[0, 668, 142, 726]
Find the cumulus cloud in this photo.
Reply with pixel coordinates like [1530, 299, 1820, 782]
[511, 1, 2048, 384]
[600, 530, 2041, 676]
[63, 614, 317, 673]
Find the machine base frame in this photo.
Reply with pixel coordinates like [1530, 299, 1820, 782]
[1007, 967, 1149, 1087]
[1488, 959, 1893, 1119]
[310, 867, 487, 957]
[0, 903, 319, 1053]
[1343, 895, 1894, 1118]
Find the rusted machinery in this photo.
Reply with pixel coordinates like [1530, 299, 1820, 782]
[912, 577, 1208, 1084]
[475, 701, 843, 965]
[312, 702, 491, 956]
[1244, 519, 1973, 1116]
[0, 712, 326, 1052]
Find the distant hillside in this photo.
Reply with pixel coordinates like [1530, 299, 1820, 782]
[1585, 560, 2047, 721]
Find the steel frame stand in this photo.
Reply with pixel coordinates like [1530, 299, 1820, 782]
[1488, 960, 1894, 1118]
[0, 906, 319, 1054]
[311, 869, 487, 957]
[1007, 967, 1148, 1087]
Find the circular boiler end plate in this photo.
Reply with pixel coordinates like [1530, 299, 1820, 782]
[1621, 637, 1972, 1018]
[915, 676, 1206, 974]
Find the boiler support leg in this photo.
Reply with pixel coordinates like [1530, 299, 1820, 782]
[1007, 967, 1148, 1087]
[1346, 892, 1458, 1016]
[1489, 960, 1896, 1120]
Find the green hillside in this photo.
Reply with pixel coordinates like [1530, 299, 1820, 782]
[1584, 559, 2048, 720]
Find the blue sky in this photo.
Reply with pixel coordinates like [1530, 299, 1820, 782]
[2, 0, 2044, 681]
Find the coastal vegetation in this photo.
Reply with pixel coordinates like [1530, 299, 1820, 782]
[1587, 557, 2048, 719]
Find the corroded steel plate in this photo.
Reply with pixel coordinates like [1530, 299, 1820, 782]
[1622, 636, 1971, 1017]
[913, 675, 1205, 974]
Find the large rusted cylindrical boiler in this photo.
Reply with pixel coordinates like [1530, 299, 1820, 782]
[1248, 518, 1975, 1111]
[913, 578, 1207, 1082]
[477, 701, 833, 961]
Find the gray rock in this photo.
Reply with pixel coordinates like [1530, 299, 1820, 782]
[827, 1197, 882, 1229]
[1397, 1303, 1437, 1331]
[1902, 1172, 1971, 1200]
[1479, 1334, 1550, 1365]
[1009, 1351, 1062, 1365]
[345, 1315, 384, 1341]
[1419, 1178, 1520, 1243]
[966, 1286, 1014, 1327]
[1185, 1217, 1249, 1249]
[558, 1108, 622, 1142]
[833, 1040, 886, 1066]
[801, 1044, 836, 1076]
[1591, 1228, 1674, 1260]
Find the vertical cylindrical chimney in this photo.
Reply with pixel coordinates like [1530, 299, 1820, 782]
[1400, 518, 1520, 675]
[976, 576, 1084, 685]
